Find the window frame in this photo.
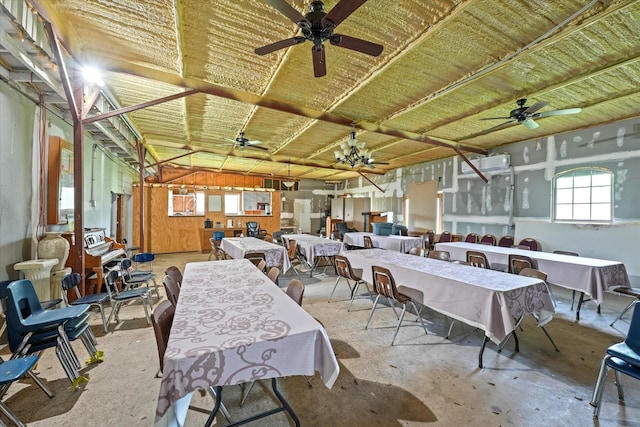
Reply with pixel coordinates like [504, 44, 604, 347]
[552, 167, 613, 224]
[168, 189, 205, 216]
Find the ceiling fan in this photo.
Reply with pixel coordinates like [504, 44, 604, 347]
[224, 132, 269, 151]
[480, 98, 582, 133]
[255, 0, 384, 77]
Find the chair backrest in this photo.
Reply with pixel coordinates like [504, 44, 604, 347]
[162, 274, 180, 307]
[497, 235, 515, 247]
[103, 269, 121, 298]
[209, 238, 221, 260]
[212, 231, 225, 241]
[335, 222, 349, 239]
[246, 221, 261, 237]
[120, 258, 135, 282]
[428, 250, 450, 261]
[519, 237, 541, 251]
[425, 230, 435, 245]
[285, 279, 305, 306]
[439, 231, 452, 243]
[151, 300, 175, 372]
[132, 252, 155, 271]
[508, 254, 537, 274]
[466, 250, 490, 268]
[363, 235, 374, 249]
[60, 272, 83, 302]
[267, 267, 280, 284]
[244, 252, 266, 268]
[371, 265, 402, 301]
[480, 234, 497, 245]
[408, 247, 424, 256]
[334, 255, 358, 280]
[272, 230, 284, 244]
[553, 250, 579, 256]
[5, 280, 45, 352]
[465, 233, 479, 243]
[286, 239, 297, 261]
[164, 266, 183, 287]
[331, 230, 341, 241]
[400, 228, 408, 236]
[518, 267, 547, 282]
[625, 303, 640, 353]
[256, 259, 267, 273]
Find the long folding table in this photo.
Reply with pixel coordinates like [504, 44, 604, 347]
[155, 259, 339, 426]
[345, 249, 555, 368]
[435, 241, 631, 320]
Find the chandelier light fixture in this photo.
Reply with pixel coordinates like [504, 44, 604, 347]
[334, 126, 377, 168]
[282, 162, 295, 188]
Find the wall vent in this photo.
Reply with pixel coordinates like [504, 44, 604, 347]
[461, 154, 511, 174]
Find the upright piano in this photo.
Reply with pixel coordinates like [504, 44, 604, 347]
[63, 228, 125, 295]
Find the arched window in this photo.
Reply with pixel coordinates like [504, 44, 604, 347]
[553, 168, 612, 222]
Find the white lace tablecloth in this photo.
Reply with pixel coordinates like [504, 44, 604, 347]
[345, 249, 554, 344]
[343, 232, 423, 253]
[283, 234, 344, 266]
[221, 237, 291, 272]
[435, 242, 631, 305]
[155, 259, 339, 426]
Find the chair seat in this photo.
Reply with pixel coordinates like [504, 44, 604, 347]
[73, 292, 110, 305]
[116, 288, 150, 300]
[18, 304, 90, 331]
[352, 268, 363, 280]
[41, 298, 63, 310]
[395, 292, 412, 304]
[0, 355, 40, 385]
[607, 342, 640, 367]
[612, 287, 640, 298]
[606, 356, 640, 380]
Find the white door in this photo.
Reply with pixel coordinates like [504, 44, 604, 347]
[294, 199, 311, 233]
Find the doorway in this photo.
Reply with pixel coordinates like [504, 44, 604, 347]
[293, 199, 311, 233]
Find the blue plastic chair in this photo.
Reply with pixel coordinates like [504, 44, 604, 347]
[591, 303, 640, 417]
[0, 354, 49, 427]
[61, 273, 111, 332]
[103, 269, 152, 327]
[121, 258, 160, 301]
[5, 279, 95, 383]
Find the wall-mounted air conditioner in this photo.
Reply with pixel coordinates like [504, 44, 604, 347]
[461, 154, 511, 174]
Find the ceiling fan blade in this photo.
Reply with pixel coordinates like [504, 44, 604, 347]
[322, 0, 368, 28]
[481, 120, 516, 133]
[329, 34, 383, 56]
[255, 37, 306, 55]
[263, 0, 307, 24]
[523, 101, 548, 115]
[522, 118, 539, 129]
[480, 116, 512, 121]
[312, 44, 327, 77]
[247, 144, 269, 151]
[536, 107, 582, 117]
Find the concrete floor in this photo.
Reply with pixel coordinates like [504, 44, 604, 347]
[2, 251, 639, 426]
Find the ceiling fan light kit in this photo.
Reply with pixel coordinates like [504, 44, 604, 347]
[480, 98, 582, 133]
[256, 0, 383, 77]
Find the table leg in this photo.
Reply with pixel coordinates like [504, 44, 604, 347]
[478, 335, 490, 368]
[205, 378, 300, 427]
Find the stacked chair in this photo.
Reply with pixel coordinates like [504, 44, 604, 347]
[4, 279, 98, 384]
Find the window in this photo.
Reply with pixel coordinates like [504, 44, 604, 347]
[168, 190, 205, 216]
[224, 193, 241, 215]
[553, 168, 612, 222]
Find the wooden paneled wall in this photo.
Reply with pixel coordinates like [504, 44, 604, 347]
[133, 186, 281, 253]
